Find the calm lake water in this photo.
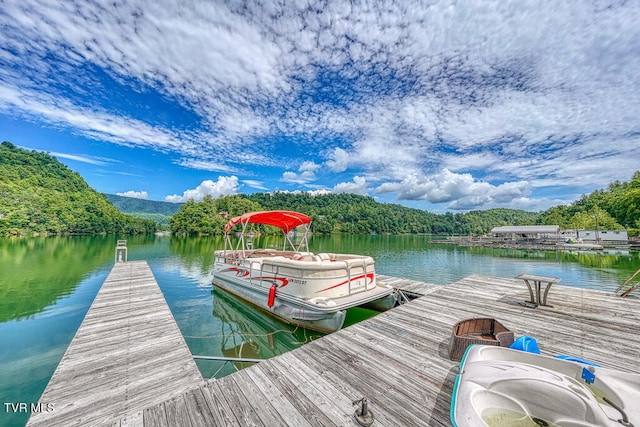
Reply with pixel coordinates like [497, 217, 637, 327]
[1, 234, 639, 426]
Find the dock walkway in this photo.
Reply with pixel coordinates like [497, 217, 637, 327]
[27, 261, 203, 427]
[141, 274, 640, 426]
[28, 267, 640, 426]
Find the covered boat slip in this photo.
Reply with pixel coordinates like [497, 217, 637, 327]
[136, 274, 640, 427]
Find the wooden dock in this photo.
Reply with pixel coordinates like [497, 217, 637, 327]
[28, 268, 640, 426]
[377, 274, 441, 297]
[27, 261, 203, 427]
[137, 274, 640, 426]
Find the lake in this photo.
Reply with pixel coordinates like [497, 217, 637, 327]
[1, 234, 638, 426]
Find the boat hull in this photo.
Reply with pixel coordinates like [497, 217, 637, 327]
[212, 272, 347, 333]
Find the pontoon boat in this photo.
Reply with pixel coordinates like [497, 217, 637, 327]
[212, 210, 396, 333]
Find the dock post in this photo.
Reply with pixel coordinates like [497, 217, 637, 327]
[115, 240, 128, 263]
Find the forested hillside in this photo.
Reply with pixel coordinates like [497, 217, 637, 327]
[537, 171, 640, 233]
[0, 142, 156, 236]
[105, 193, 182, 226]
[169, 192, 539, 236]
[104, 193, 182, 215]
[168, 171, 640, 236]
[3, 138, 637, 238]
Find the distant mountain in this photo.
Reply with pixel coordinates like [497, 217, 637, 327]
[105, 194, 182, 215]
[0, 141, 156, 236]
[104, 194, 182, 226]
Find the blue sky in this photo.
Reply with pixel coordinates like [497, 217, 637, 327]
[1, 1, 639, 212]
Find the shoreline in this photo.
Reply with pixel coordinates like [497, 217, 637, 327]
[430, 237, 637, 252]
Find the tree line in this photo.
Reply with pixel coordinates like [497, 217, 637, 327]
[169, 173, 640, 237]
[2, 139, 637, 237]
[537, 171, 640, 233]
[0, 142, 156, 236]
[169, 192, 541, 236]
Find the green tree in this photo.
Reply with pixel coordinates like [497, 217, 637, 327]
[570, 206, 622, 230]
[0, 141, 156, 236]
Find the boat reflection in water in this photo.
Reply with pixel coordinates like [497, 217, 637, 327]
[210, 287, 323, 375]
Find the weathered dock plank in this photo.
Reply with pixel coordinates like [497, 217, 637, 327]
[377, 274, 441, 296]
[141, 274, 640, 427]
[29, 266, 640, 426]
[27, 261, 204, 427]
[226, 362, 313, 427]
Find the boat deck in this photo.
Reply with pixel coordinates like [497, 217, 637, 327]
[28, 268, 640, 426]
[27, 261, 204, 427]
[140, 274, 640, 426]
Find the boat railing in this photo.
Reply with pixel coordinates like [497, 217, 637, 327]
[346, 257, 371, 295]
[222, 252, 375, 292]
[250, 261, 262, 287]
[347, 260, 352, 295]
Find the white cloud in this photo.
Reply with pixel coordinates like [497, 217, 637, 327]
[176, 158, 237, 173]
[299, 161, 320, 172]
[21, 146, 120, 166]
[242, 179, 268, 190]
[326, 147, 349, 173]
[307, 188, 332, 197]
[333, 176, 368, 195]
[2, 1, 640, 209]
[376, 169, 532, 210]
[164, 176, 239, 202]
[281, 161, 320, 184]
[116, 190, 148, 199]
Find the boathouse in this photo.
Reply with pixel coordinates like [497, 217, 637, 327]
[491, 225, 559, 242]
[576, 229, 629, 245]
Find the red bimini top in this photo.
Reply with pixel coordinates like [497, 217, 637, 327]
[224, 210, 312, 233]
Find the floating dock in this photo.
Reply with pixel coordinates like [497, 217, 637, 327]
[27, 261, 203, 427]
[29, 267, 640, 426]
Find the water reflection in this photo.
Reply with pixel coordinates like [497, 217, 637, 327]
[199, 288, 323, 377]
[168, 235, 219, 271]
[0, 236, 114, 321]
[2, 234, 639, 427]
[0, 264, 111, 427]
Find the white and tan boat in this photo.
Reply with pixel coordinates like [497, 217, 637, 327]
[212, 210, 396, 333]
[451, 345, 640, 427]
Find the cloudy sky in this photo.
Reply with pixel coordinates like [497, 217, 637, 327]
[1, 1, 639, 212]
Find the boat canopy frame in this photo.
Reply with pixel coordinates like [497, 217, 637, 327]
[222, 210, 311, 257]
